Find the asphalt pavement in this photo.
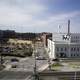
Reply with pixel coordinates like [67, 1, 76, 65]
[0, 70, 32, 80]
[0, 57, 48, 80]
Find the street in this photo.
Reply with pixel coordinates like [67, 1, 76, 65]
[7, 57, 48, 72]
[0, 57, 48, 80]
[0, 70, 32, 80]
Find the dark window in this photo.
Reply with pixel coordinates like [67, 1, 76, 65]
[74, 48, 76, 51]
[64, 47, 67, 51]
[77, 48, 79, 52]
[71, 54, 73, 56]
[77, 54, 79, 56]
[71, 48, 73, 51]
[56, 48, 59, 51]
[61, 48, 63, 51]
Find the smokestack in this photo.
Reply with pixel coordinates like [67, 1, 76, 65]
[68, 20, 70, 35]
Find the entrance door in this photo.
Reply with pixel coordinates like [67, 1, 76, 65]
[60, 53, 66, 58]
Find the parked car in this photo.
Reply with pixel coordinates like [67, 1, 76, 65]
[36, 56, 46, 60]
[11, 58, 19, 62]
[11, 65, 17, 68]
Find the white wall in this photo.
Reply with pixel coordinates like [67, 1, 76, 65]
[47, 39, 56, 59]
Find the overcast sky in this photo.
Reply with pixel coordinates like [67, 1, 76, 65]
[0, 0, 80, 33]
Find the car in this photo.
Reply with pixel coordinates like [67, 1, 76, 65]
[11, 58, 19, 62]
[52, 58, 59, 61]
[36, 56, 46, 60]
[11, 65, 17, 68]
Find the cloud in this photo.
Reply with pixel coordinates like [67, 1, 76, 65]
[33, 11, 80, 26]
[0, 0, 46, 25]
[32, 11, 80, 32]
[0, 0, 80, 32]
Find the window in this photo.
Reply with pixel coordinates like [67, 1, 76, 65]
[61, 48, 63, 51]
[56, 48, 59, 51]
[77, 48, 79, 52]
[76, 36, 77, 39]
[71, 48, 73, 51]
[63, 35, 69, 40]
[74, 48, 76, 51]
[64, 47, 67, 51]
[77, 54, 79, 56]
[71, 54, 73, 56]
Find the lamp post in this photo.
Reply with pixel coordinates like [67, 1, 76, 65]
[32, 34, 39, 80]
[74, 71, 76, 80]
[0, 41, 3, 65]
[33, 50, 39, 80]
[48, 58, 51, 70]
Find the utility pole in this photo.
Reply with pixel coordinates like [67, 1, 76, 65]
[74, 72, 76, 80]
[0, 41, 3, 65]
[32, 33, 39, 80]
[48, 58, 51, 70]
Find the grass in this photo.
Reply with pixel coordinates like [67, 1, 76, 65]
[52, 63, 63, 67]
[68, 63, 80, 68]
[1, 47, 33, 57]
[51, 63, 63, 70]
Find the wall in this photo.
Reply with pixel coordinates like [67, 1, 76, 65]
[47, 39, 56, 59]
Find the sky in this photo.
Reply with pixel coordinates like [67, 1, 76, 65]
[0, 0, 80, 33]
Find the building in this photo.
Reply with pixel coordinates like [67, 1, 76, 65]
[48, 20, 80, 59]
[41, 32, 52, 47]
[8, 39, 32, 46]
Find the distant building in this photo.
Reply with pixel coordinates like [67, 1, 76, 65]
[0, 30, 15, 44]
[41, 32, 52, 47]
[8, 39, 32, 45]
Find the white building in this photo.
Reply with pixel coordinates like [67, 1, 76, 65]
[48, 33, 80, 59]
[48, 20, 80, 59]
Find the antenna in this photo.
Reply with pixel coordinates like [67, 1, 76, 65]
[58, 25, 61, 33]
[68, 20, 70, 35]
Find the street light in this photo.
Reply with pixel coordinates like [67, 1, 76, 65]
[32, 35, 39, 80]
[0, 42, 4, 65]
[74, 71, 76, 80]
[32, 50, 39, 80]
[48, 58, 51, 70]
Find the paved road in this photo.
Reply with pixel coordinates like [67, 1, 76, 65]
[0, 70, 32, 80]
[7, 57, 48, 72]
[0, 57, 48, 80]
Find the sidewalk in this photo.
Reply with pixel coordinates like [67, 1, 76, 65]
[38, 64, 48, 72]
[4, 64, 11, 70]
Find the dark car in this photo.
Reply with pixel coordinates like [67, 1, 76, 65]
[11, 58, 19, 62]
[11, 65, 17, 68]
[52, 58, 59, 61]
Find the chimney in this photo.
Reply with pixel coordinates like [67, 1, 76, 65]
[68, 20, 70, 35]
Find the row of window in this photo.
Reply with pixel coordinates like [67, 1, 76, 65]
[71, 36, 80, 39]
[57, 53, 80, 57]
[56, 47, 80, 52]
[71, 48, 79, 51]
[56, 47, 67, 51]
[71, 40, 80, 43]
[71, 53, 80, 57]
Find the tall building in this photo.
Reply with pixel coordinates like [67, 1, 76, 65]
[48, 20, 80, 59]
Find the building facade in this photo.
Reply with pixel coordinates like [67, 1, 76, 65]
[48, 33, 80, 59]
